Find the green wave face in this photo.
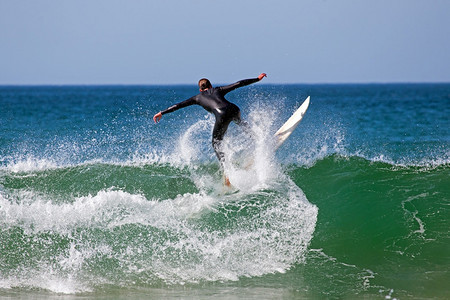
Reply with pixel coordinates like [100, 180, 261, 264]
[289, 155, 450, 298]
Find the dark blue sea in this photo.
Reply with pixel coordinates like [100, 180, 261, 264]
[0, 84, 449, 299]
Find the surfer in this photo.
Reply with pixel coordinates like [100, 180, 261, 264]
[153, 73, 267, 186]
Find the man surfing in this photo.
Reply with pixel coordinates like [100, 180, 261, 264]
[153, 73, 267, 186]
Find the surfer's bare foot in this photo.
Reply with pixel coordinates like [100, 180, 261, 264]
[224, 176, 231, 187]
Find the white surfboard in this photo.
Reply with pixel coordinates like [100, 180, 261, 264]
[274, 96, 310, 150]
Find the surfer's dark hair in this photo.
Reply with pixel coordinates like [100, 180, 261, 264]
[198, 78, 212, 90]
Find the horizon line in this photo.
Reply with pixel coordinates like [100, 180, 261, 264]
[1, 81, 450, 87]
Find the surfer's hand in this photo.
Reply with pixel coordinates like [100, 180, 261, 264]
[153, 112, 162, 123]
[258, 73, 267, 81]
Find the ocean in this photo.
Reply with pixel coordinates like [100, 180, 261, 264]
[0, 83, 449, 299]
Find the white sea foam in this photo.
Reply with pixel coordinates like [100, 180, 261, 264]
[1, 156, 59, 173]
[401, 193, 428, 236]
[1, 184, 318, 288]
[352, 151, 450, 169]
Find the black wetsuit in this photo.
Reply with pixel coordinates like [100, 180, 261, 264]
[160, 77, 260, 163]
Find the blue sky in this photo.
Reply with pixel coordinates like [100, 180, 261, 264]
[1, 0, 449, 85]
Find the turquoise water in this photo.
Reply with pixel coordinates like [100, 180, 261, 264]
[0, 84, 449, 299]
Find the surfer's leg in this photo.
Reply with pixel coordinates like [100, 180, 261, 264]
[212, 113, 233, 186]
[212, 118, 230, 164]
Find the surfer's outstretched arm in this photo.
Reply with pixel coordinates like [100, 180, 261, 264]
[153, 97, 196, 123]
[219, 73, 267, 94]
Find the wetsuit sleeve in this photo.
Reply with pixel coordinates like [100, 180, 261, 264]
[160, 97, 196, 115]
[218, 78, 260, 95]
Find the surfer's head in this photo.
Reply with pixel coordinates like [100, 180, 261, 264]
[198, 78, 212, 91]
